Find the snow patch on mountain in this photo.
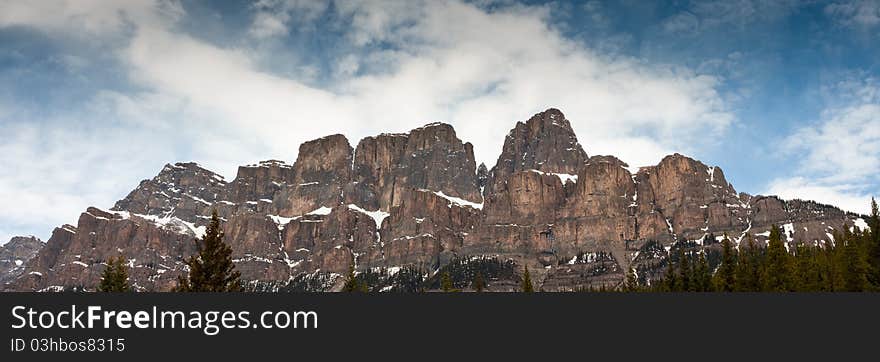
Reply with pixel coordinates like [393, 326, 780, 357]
[527, 169, 578, 184]
[347, 204, 390, 228]
[306, 206, 333, 216]
[424, 189, 484, 210]
[853, 218, 870, 232]
[113, 210, 206, 239]
[268, 215, 300, 230]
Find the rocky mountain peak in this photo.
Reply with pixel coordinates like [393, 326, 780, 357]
[486, 108, 588, 195]
[499, 109, 585, 167]
[223, 160, 296, 204]
[0, 236, 44, 285]
[294, 134, 353, 183]
[405, 122, 463, 151]
[235, 160, 295, 181]
[158, 162, 226, 184]
[271, 134, 353, 217]
[629, 153, 747, 240]
[102, 159, 267, 234]
[1, 236, 43, 258]
[526, 107, 571, 129]
[112, 162, 227, 220]
[646, 153, 737, 198]
[353, 122, 481, 211]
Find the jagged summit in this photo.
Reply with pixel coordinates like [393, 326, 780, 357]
[4, 108, 869, 292]
[0, 236, 43, 285]
[112, 161, 227, 221]
[161, 162, 225, 179]
[492, 108, 588, 179]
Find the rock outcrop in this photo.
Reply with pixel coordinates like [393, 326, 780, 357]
[0, 236, 43, 285]
[353, 123, 481, 211]
[275, 135, 352, 217]
[4, 108, 869, 292]
[482, 108, 585, 226]
[10, 208, 197, 292]
[112, 162, 227, 222]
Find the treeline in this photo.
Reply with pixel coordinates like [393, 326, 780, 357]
[342, 256, 519, 292]
[634, 199, 880, 292]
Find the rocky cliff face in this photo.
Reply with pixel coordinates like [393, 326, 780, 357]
[353, 123, 481, 211]
[0, 236, 43, 285]
[274, 135, 352, 217]
[3, 108, 869, 292]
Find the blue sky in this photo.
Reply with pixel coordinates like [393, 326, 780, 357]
[1, 0, 879, 245]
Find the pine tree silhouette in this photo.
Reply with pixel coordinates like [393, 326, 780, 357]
[521, 265, 534, 292]
[472, 271, 485, 292]
[98, 256, 131, 292]
[440, 271, 454, 292]
[762, 225, 792, 292]
[175, 210, 241, 292]
[714, 235, 736, 292]
[342, 262, 368, 292]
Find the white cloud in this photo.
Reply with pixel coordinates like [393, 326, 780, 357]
[767, 79, 879, 214]
[0, 0, 737, 242]
[116, 0, 735, 167]
[785, 103, 880, 183]
[767, 177, 874, 214]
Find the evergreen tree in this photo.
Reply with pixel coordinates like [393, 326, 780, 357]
[472, 271, 486, 292]
[761, 225, 792, 292]
[842, 227, 870, 291]
[175, 210, 241, 292]
[826, 233, 847, 291]
[441, 271, 454, 292]
[815, 243, 835, 292]
[793, 244, 822, 292]
[714, 235, 736, 292]
[664, 254, 677, 292]
[342, 262, 368, 292]
[869, 198, 880, 289]
[97, 256, 131, 292]
[676, 248, 691, 292]
[624, 267, 638, 292]
[521, 265, 534, 292]
[694, 251, 711, 292]
[735, 235, 760, 292]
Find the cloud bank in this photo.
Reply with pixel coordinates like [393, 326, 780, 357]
[18, 0, 880, 243]
[768, 77, 880, 214]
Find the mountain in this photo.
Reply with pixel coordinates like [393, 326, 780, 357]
[2, 108, 869, 292]
[0, 236, 43, 285]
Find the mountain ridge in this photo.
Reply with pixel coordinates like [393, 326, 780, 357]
[3, 108, 869, 292]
